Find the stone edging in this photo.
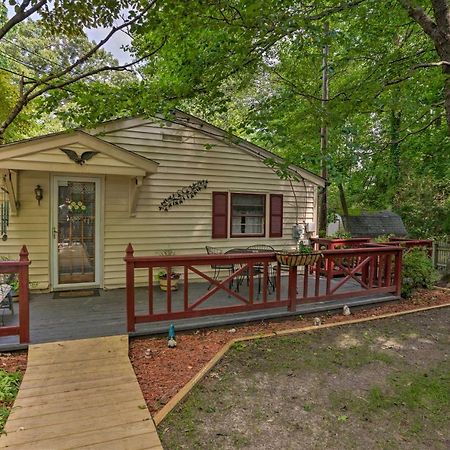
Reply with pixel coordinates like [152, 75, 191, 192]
[153, 301, 450, 426]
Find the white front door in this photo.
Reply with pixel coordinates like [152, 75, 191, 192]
[51, 176, 102, 289]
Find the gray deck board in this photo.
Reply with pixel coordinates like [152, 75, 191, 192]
[0, 275, 398, 350]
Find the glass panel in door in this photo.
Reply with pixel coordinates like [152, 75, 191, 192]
[57, 180, 96, 284]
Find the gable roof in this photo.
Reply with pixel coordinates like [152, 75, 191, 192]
[0, 130, 159, 176]
[87, 111, 326, 187]
[170, 110, 326, 187]
[1, 112, 325, 186]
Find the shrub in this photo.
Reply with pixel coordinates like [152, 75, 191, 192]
[0, 369, 22, 431]
[402, 248, 439, 298]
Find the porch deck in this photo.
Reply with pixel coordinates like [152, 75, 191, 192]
[0, 274, 398, 351]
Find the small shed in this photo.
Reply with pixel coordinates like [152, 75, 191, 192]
[342, 211, 407, 238]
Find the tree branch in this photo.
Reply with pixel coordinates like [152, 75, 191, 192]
[0, 0, 47, 40]
[397, 0, 440, 41]
[305, 0, 367, 21]
[28, 41, 166, 100]
[413, 60, 450, 69]
[37, 1, 157, 87]
[382, 112, 444, 148]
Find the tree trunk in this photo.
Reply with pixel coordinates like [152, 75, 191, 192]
[390, 87, 402, 206]
[338, 183, 349, 217]
[444, 69, 450, 134]
[319, 22, 330, 234]
[398, 0, 450, 135]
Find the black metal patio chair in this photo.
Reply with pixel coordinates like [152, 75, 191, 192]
[205, 246, 234, 290]
[246, 245, 276, 293]
[0, 276, 14, 325]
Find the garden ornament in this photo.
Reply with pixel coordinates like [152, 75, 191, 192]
[168, 323, 177, 348]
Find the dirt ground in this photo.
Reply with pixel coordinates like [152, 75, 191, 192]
[129, 289, 450, 415]
[158, 305, 450, 450]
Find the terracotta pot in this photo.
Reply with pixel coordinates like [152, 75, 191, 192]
[275, 252, 322, 267]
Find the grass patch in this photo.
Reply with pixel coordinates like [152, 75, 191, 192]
[331, 361, 450, 438]
[159, 308, 450, 449]
[0, 369, 22, 432]
[231, 332, 394, 374]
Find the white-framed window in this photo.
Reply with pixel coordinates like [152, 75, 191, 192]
[230, 193, 265, 237]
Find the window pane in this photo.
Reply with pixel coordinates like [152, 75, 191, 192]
[231, 194, 265, 235]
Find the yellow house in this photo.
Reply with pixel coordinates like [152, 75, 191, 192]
[0, 110, 325, 292]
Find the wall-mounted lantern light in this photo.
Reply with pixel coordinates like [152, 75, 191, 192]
[34, 185, 43, 206]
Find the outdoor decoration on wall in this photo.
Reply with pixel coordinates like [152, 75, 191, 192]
[60, 148, 99, 165]
[159, 180, 208, 211]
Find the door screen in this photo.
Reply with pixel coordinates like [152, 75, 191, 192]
[57, 180, 96, 284]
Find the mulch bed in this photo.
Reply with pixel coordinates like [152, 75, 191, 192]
[129, 288, 450, 416]
[0, 351, 27, 375]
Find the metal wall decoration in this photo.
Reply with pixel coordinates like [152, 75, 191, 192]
[60, 148, 99, 165]
[159, 180, 208, 211]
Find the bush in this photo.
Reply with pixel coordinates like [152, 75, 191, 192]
[402, 248, 439, 298]
[0, 369, 22, 431]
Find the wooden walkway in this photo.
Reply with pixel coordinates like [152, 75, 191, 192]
[0, 336, 162, 450]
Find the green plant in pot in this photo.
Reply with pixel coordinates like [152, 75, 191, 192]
[156, 249, 180, 291]
[157, 269, 181, 291]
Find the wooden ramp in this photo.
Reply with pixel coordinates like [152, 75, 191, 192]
[0, 336, 162, 450]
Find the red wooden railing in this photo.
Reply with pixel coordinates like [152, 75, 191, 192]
[290, 246, 403, 310]
[0, 246, 30, 343]
[124, 244, 288, 332]
[310, 237, 372, 276]
[387, 238, 433, 257]
[124, 244, 403, 332]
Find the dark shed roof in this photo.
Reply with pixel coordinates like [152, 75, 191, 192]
[342, 211, 408, 238]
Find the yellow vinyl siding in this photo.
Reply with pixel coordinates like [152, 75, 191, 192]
[100, 122, 316, 289]
[2, 119, 318, 291]
[0, 171, 49, 289]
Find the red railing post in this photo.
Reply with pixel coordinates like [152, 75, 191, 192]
[394, 249, 403, 297]
[288, 266, 297, 312]
[18, 246, 30, 344]
[125, 243, 135, 332]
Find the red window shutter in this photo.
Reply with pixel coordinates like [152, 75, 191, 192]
[269, 194, 283, 237]
[212, 192, 228, 238]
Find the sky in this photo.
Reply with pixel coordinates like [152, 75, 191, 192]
[84, 28, 132, 65]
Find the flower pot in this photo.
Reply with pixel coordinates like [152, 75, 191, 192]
[159, 278, 179, 291]
[275, 252, 322, 267]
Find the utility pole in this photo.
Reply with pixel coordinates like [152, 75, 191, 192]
[319, 22, 329, 234]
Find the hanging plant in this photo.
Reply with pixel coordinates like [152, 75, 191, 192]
[159, 180, 208, 211]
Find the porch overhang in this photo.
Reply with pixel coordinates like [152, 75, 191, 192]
[0, 130, 159, 176]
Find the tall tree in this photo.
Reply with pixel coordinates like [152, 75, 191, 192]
[0, 0, 159, 141]
[398, 0, 450, 132]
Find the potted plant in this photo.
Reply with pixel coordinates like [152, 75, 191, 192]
[275, 243, 322, 267]
[157, 270, 181, 291]
[156, 249, 180, 291]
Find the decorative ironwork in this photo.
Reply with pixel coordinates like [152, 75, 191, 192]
[159, 180, 208, 211]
